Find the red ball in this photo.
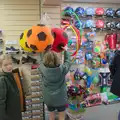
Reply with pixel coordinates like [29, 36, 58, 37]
[95, 8, 104, 16]
[51, 28, 68, 52]
[96, 20, 104, 28]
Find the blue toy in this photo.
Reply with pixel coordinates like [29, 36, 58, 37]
[75, 7, 85, 16]
[85, 7, 95, 16]
[105, 8, 115, 17]
[85, 20, 95, 28]
[75, 20, 85, 29]
[64, 6, 74, 16]
[115, 8, 120, 17]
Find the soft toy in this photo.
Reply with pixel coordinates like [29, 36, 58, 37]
[51, 28, 68, 52]
[27, 24, 54, 52]
[19, 29, 33, 52]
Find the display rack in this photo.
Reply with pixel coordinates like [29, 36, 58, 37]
[22, 65, 45, 120]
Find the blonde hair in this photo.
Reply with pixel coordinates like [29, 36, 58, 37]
[43, 51, 60, 68]
[0, 54, 12, 67]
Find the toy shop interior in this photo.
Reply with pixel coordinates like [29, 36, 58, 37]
[0, 0, 120, 120]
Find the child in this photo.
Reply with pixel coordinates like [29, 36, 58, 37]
[0, 54, 22, 120]
[39, 47, 71, 120]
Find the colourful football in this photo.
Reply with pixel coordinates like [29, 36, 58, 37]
[27, 24, 54, 52]
[51, 28, 68, 52]
[19, 29, 33, 52]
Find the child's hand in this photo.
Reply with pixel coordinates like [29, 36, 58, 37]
[62, 45, 68, 51]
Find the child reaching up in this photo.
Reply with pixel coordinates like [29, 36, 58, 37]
[38, 46, 71, 120]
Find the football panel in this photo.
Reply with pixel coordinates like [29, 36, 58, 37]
[25, 42, 29, 48]
[30, 44, 38, 51]
[20, 33, 24, 40]
[27, 29, 32, 37]
[44, 45, 52, 51]
[37, 24, 45, 27]
[57, 43, 64, 50]
[37, 32, 47, 41]
[51, 31, 56, 39]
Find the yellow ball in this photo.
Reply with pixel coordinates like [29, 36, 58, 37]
[19, 29, 33, 52]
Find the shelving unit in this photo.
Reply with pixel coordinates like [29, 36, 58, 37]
[22, 65, 45, 120]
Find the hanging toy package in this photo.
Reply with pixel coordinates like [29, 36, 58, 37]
[40, 13, 51, 26]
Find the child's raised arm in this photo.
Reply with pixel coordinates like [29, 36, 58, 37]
[61, 46, 72, 75]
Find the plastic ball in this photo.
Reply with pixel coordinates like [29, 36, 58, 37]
[95, 8, 104, 16]
[19, 29, 33, 52]
[51, 28, 68, 53]
[75, 7, 85, 16]
[105, 8, 115, 17]
[96, 20, 104, 28]
[106, 21, 116, 29]
[27, 24, 54, 52]
[75, 20, 84, 29]
[115, 8, 120, 17]
[106, 22, 111, 29]
[85, 7, 95, 16]
[110, 22, 116, 29]
[64, 6, 74, 16]
[116, 22, 120, 29]
[85, 20, 95, 28]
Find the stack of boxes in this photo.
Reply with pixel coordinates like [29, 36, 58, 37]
[22, 65, 44, 120]
[22, 95, 32, 120]
[31, 66, 44, 120]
